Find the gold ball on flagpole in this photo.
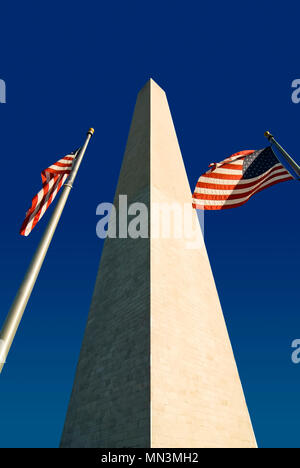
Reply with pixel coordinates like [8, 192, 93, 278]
[87, 128, 95, 136]
[264, 131, 273, 140]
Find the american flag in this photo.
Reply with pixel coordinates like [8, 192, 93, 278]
[192, 146, 294, 210]
[20, 150, 79, 236]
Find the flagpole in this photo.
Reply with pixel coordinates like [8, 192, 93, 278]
[0, 128, 94, 373]
[264, 131, 300, 179]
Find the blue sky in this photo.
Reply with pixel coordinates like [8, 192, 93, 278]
[0, 1, 300, 448]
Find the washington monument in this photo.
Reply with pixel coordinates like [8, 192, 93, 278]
[60, 79, 257, 448]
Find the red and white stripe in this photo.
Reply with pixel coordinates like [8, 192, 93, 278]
[20, 153, 77, 236]
[192, 150, 294, 210]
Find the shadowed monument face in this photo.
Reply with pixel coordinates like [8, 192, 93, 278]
[60, 79, 257, 449]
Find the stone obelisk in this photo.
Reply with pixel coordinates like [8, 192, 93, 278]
[60, 79, 257, 448]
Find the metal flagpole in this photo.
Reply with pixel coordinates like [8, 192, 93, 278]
[264, 131, 300, 179]
[0, 128, 94, 373]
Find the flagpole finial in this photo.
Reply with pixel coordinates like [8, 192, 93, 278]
[87, 128, 95, 137]
[264, 131, 300, 179]
[264, 131, 273, 141]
